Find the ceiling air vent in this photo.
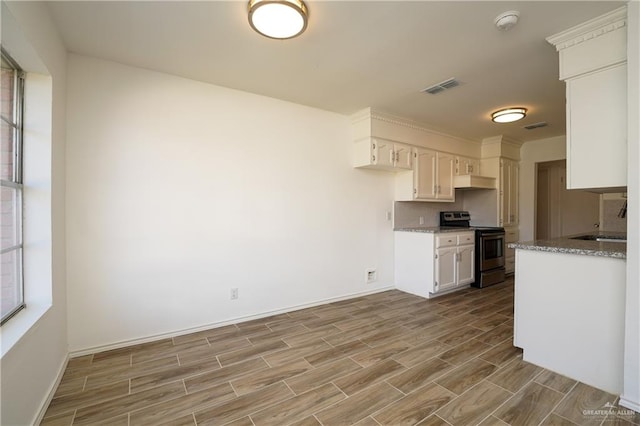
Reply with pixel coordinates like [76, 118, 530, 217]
[422, 78, 460, 95]
[523, 121, 548, 130]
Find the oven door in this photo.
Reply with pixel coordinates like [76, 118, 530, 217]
[479, 233, 505, 270]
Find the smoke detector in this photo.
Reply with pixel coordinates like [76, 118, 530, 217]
[495, 11, 520, 31]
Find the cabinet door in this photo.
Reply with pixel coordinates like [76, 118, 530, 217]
[567, 65, 627, 189]
[435, 247, 457, 293]
[437, 153, 455, 200]
[457, 245, 475, 285]
[414, 148, 437, 199]
[469, 158, 480, 175]
[372, 139, 395, 168]
[500, 159, 510, 226]
[456, 157, 480, 175]
[394, 143, 413, 170]
[509, 163, 519, 225]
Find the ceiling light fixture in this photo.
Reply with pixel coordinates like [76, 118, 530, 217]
[248, 0, 308, 39]
[491, 107, 527, 123]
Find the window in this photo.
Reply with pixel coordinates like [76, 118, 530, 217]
[1, 48, 25, 325]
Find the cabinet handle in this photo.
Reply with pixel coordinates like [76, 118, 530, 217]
[372, 155, 376, 162]
[372, 143, 376, 149]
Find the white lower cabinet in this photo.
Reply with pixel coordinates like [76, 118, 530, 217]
[435, 247, 457, 293]
[395, 231, 475, 298]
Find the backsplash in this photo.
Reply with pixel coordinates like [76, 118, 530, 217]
[601, 198, 627, 233]
[394, 198, 465, 228]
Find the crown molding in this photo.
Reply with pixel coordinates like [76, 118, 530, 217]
[482, 135, 523, 148]
[357, 108, 480, 145]
[546, 6, 627, 51]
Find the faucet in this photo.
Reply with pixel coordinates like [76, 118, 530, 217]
[618, 200, 627, 219]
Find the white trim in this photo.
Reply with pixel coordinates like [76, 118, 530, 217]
[546, 6, 627, 51]
[32, 353, 69, 426]
[69, 286, 394, 358]
[619, 396, 640, 413]
[350, 107, 480, 146]
[369, 109, 480, 146]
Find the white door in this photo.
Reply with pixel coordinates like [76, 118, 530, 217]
[437, 153, 455, 201]
[560, 168, 600, 235]
[414, 148, 437, 200]
[435, 247, 457, 292]
[536, 160, 600, 239]
[457, 245, 475, 285]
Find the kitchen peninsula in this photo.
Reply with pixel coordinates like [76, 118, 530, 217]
[511, 232, 626, 394]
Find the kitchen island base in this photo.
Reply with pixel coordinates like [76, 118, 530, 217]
[514, 248, 626, 394]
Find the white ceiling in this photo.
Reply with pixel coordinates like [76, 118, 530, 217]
[47, 1, 624, 143]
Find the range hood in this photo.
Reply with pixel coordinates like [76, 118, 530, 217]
[453, 174, 496, 190]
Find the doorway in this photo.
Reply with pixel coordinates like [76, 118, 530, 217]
[536, 160, 600, 239]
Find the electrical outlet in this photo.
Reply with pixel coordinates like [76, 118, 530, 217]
[230, 288, 238, 300]
[365, 269, 377, 284]
[386, 211, 392, 221]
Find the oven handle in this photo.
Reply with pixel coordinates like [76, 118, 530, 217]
[480, 234, 505, 241]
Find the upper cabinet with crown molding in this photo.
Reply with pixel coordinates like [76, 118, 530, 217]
[353, 138, 413, 171]
[395, 148, 455, 202]
[547, 7, 627, 192]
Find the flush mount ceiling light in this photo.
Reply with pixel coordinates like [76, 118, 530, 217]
[491, 107, 527, 123]
[248, 0, 308, 39]
[494, 10, 520, 31]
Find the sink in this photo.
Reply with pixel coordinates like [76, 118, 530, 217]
[570, 235, 627, 243]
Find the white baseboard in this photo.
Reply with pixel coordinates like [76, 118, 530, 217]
[619, 396, 640, 413]
[33, 353, 69, 425]
[69, 285, 395, 358]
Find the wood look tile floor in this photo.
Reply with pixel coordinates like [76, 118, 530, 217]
[42, 278, 639, 426]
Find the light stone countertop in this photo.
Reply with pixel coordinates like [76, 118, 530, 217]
[393, 227, 473, 234]
[509, 231, 626, 259]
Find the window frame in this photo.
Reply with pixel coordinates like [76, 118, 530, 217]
[1, 47, 26, 325]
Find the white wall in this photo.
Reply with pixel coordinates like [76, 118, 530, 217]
[622, 0, 640, 413]
[518, 136, 566, 242]
[0, 2, 68, 425]
[66, 55, 395, 353]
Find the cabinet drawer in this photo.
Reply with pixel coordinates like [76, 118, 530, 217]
[457, 232, 475, 245]
[505, 228, 519, 243]
[435, 234, 457, 248]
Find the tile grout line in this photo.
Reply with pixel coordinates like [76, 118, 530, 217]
[435, 413, 455, 425]
[477, 365, 546, 426]
[535, 381, 580, 426]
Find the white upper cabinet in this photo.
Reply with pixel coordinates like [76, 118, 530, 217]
[455, 156, 481, 176]
[547, 7, 627, 191]
[353, 138, 413, 171]
[566, 65, 627, 190]
[437, 152, 455, 201]
[396, 148, 455, 202]
[414, 148, 437, 199]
